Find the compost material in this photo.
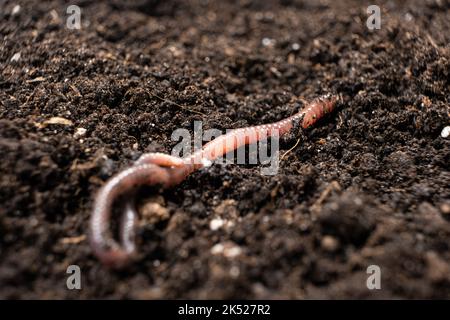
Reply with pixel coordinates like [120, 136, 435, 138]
[0, 0, 449, 298]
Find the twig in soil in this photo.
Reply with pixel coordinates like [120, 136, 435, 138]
[60, 235, 86, 245]
[281, 137, 302, 161]
[310, 181, 341, 215]
[425, 33, 439, 51]
[152, 93, 206, 116]
[90, 94, 340, 268]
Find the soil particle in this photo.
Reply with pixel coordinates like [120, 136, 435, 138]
[316, 191, 378, 247]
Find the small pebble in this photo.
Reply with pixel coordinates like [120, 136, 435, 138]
[440, 126, 450, 138]
[224, 246, 241, 258]
[440, 202, 450, 215]
[11, 52, 21, 62]
[211, 242, 242, 258]
[74, 127, 87, 138]
[12, 5, 21, 15]
[209, 218, 225, 231]
[262, 37, 275, 47]
[140, 202, 169, 225]
[211, 243, 224, 255]
[321, 235, 339, 252]
[404, 13, 413, 22]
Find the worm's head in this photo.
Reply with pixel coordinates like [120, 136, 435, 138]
[301, 93, 339, 129]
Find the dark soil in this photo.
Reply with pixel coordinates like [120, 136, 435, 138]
[1, 0, 449, 299]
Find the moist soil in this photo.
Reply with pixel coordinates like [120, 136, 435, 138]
[0, 0, 449, 299]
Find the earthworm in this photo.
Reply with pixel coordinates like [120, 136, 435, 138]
[90, 94, 339, 268]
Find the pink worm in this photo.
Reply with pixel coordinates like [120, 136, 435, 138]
[90, 94, 339, 268]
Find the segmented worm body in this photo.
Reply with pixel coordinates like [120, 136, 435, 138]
[90, 94, 339, 268]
